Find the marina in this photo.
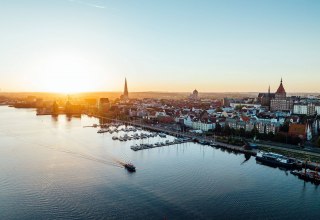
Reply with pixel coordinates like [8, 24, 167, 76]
[90, 119, 254, 154]
[94, 122, 194, 150]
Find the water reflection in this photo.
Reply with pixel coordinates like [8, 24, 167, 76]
[0, 106, 320, 220]
[241, 154, 251, 165]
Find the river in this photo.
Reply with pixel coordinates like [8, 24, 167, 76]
[0, 106, 319, 219]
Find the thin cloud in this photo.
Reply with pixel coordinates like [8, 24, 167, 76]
[68, 0, 105, 9]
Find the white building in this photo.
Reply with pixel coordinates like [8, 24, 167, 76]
[293, 103, 320, 115]
[293, 104, 308, 115]
[192, 120, 215, 131]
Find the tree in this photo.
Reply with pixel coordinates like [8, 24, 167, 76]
[235, 105, 243, 111]
[224, 125, 232, 136]
[267, 132, 275, 140]
[215, 123, 222, 132]
[280, 121, 289, 132]
[316, 137, 320, 148]
[251, 125, 259, 138]
[239, 128, 246, 137]
[230, 128, 236, 136]
[272, 133, 287, 143]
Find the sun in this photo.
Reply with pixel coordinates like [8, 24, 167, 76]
[36, 50, 104, 93]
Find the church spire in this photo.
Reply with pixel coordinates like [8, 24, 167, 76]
[276, 78, 286, 94]
[123, 77, 129, 99]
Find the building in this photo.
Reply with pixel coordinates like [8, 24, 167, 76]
[270, 78, 293, 111]
[293, 104, 308, 115]
[293, 103, 318, 115]
[225, 117, 279, 134]
[288, 124, 306, 139]
[293, 99, 320, 115]
[258, 85, 275, 109]
[120, 78, 129, 100]
[222, 98, 230, 107]
[99, 98, 111, 113]
[189, 89, 199, 100]
[306, 123, 312, 141]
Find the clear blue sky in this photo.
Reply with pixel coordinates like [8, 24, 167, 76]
[0, 0, 319, 93]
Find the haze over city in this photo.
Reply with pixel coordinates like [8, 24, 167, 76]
[2, 1, 320, 220]
[1, 0, 320, 93]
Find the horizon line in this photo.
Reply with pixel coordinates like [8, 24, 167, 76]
[1, 91, 320, 95]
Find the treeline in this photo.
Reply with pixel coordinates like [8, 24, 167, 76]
[208, 124, 302, 146]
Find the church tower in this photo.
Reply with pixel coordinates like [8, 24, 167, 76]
[270, 78, 293, 111]
[275, 78, 286, 99]
[122, 78, 129, 100]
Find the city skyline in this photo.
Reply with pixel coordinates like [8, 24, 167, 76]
[1, 0, 320, 93]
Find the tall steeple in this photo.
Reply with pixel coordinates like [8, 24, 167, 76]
[267, 85, 271, 108]
[306, 122, 312, 141]
[276, 78, 286, 95]
[123, 78, 129, 99]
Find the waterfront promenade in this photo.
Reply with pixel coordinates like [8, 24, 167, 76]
[90, 114, 320, 161]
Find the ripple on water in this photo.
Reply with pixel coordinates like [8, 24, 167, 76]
[1, 107, 320, 220]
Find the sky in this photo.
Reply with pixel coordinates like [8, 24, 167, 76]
[0, 0, 320, 93]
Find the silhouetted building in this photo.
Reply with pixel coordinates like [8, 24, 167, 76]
[258, 86, 275, 109]
[52, 101, 59, 115]
[120, 78, 129, 100]
[65, 100, 82, 115]
[189, 89, 199, 100]
[99, 98, 111, 113]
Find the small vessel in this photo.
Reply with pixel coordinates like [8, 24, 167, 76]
[210, 142, 218, 147]
[159, 133, 166, 138]
[112, 136, 118, 140]
[199, 140, 210, 145]
[97, 129, 108, 133]
[124, 163, 136, 172]
[174, 138, 181, 144]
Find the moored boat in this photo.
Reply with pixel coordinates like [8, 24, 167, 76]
[256, 152, 295, 169]
[291, 169, 320, 184]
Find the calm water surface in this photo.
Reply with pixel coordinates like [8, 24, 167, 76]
[0, 106, 319, 220]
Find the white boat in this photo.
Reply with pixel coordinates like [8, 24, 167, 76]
[159, 133, 166, 138]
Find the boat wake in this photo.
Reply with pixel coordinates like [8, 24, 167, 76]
[42, 145, 124, 168]
[1, 129, 125, 169]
